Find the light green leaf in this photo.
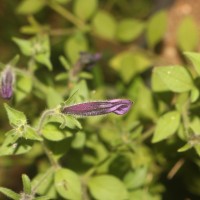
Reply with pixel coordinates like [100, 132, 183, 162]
[71, 131, 86, 149]
[190, 87, 199, 103]
[177, 17, 199, 51]
[184, 52, 200, 75]
[0, 187, 20, 200]
[74, 0, 98, 21]
[59, 55, 71, 70]
[0, 133, 33, 156]
[116, 19, 144, 42]
[146, 10, 167, 48]
[110, 52, 151, 83]
[31, 169, 56, 198]
[42, 123, 72, 141]
[88, 175, 128, 200]
[17, 0, 46, 14]
[65, 33, 88, 64]
[34, 196, 52, 200]
[46, 88, 63, 108]
[152, 111, 181, 143]
[92, 10, 117, 40]
[153, 65, 194, 92]
[25, 126, 43, 141]
[4, 103, 27, 127]
[54, 168, 82, 200]
[123, 167, 147, 189]
[22, 174, 32, 194]
[178, 143, 192, 152]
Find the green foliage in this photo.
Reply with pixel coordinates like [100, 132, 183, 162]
[1, 1, 200, 200]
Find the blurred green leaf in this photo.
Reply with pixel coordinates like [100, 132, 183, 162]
[0, 187, 20, 200]
[59, 55, 71, 71]
[42, 123, 72, 141]
[129, 189, 161, 200]
[4, 104, 27, 127]
[110, 52, 151, 83]
[65, 33, 88, 64]
[88, 175, 128, 200]
[17, 0, 46, 14]
[92, 10, 117, 40]
[46, 87, 63, 108]
[146, 10, 167, 48]
[74, 0, 98, 21]
[54, 168, 82, 200]
[184, 52, 200, 75]
[16, 75, 33, 102]
[22, 174, 32, 194]
[0, 134, 33, 156]
[177, 17, 199, 51]
[178, 143, 192, 152]
[152, 65, 194, 92]
[25, 126, 43, 141]
[123, 166, 147, 189]
[152, 111, 180, 143]
[71, 131, 86, 149]
[32, 169, 56, 198]
[116, 19, 144, 42]
[190, 87, 199, 103]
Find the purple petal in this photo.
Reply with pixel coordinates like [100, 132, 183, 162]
[61, 99, 133, 116]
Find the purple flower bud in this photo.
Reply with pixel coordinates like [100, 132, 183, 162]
[61, 99, 133, 116]
[0, 66, 15, 99]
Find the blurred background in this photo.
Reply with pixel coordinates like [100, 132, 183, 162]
[0, 0, 200, 199]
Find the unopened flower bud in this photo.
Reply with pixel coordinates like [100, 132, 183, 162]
[0, 66, 15, 99]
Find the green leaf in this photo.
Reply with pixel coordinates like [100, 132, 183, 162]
[146, 10, 167, 48]
[34, 196, 52, 200]
[32, 169, 56, 198]
[92, 10, 117, 40]
[22, 174, 32, 194]
[16, 75, 33, 102]
[25, 126, 43, 141]
[17, 0, 46, 14]
[116, 19, 144, 42]
[46, 88, 63, 108]
[88, 175, 128, 200]
[190, 87, 199, 103]
[71, 131, 86, 149]
[4, 103, 27, 127]
[59, 55, 71, 70]
[54, 168, 82, 200]
[42, 123, 72, 141]
[74, 0, 98, 21]
[0, 134, 33, 156]
[0, 187, 20, 200]
[152, 65, 194, 92]
[178, 143, 192, 152]
[177, 17, 199, 51]
[152, 111, 181, 143]
[110, 52, 151, 83]
[65, 33, 88, 64]
[184, 52, 200, 75]
[123, 167, 147, 189]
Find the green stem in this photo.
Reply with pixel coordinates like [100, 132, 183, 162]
[48, 2, 85, 29]
[181, 100, 190, 137]
[138, 126, 155, 143]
